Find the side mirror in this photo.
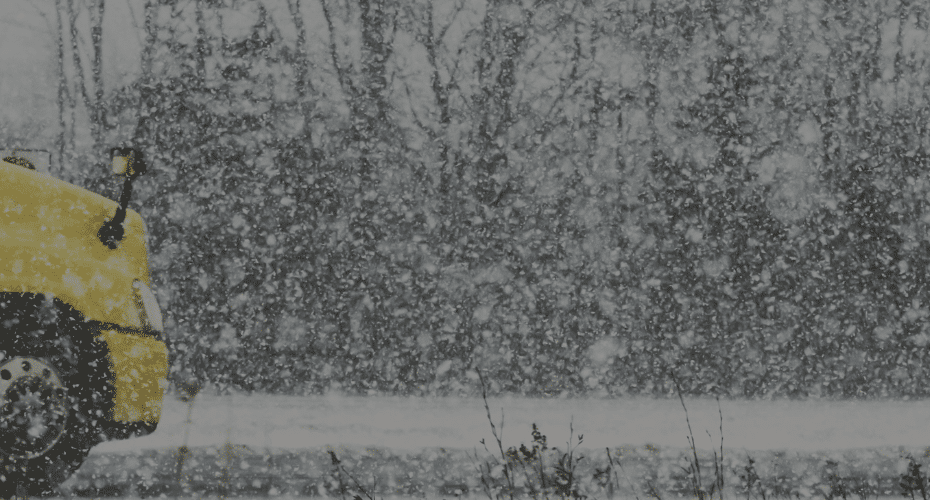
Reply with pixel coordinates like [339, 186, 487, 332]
[110, 147, 147, 178]
[98, 147, 147, 249]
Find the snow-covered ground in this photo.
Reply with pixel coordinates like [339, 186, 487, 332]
[58, 394, 930, 499]
[94, 392, 930, 454]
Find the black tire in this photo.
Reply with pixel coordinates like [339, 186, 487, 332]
[0, 293, 114, 497]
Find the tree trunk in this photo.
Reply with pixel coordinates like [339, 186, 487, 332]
[195, 0, 206, 87]
[321, 0, 394, 177]
[359, 0, 392, 126]
[67, 0, 99, 146]
[92, 0, 105, 136]
[286, 0, 312, 133]
[133, 0, 157, 150]
[55, 0, 69, 169]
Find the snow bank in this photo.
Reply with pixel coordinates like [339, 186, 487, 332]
[93, 394, 930, 454]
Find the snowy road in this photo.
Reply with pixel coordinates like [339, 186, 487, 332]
[93, 393, 930, 453]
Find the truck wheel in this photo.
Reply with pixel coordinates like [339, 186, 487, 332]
[0, 293, 114, 497]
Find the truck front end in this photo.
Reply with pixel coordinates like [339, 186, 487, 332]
[0, 149, 168, 495]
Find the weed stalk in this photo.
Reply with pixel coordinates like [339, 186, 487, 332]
[328, 450, 377, 500]
[476, 369, 516, 500]
[595, 447, 641, 500]
[672, 375, 725, 500]
[901, 454, 929, 500]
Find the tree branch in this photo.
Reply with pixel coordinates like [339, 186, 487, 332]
[286, 0, 314, 99]
[426, 0, 450, 125]
[92, 0, 106, 133]
[54, 0, 69, 166]
[320, 0, 354, 99]
[67, 0, 96, 142]
[133, 0, 157, 148]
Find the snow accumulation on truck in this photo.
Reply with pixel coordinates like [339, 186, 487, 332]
[0, 148, 169, 496]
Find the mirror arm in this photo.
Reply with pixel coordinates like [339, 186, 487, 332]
[98, 147, 147, 249]
[98, 175, 137, 249]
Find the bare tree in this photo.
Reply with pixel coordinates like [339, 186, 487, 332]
[195, 0, 206, 86]
[54, 0, 70, 167]
[416, 0, 465, 192]
[286, 0, 313, 133]
[133, 0, 157, 151]
[320, 0, 397, 162]
[65, 0, 106, 147]
[91, 0, 105, 132]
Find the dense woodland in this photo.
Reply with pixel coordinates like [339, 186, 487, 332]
[18, 0, 930, 398]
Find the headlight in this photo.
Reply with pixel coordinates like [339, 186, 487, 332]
[133, 280, 164, 333]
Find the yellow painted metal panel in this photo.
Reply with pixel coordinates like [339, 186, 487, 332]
[0, 160, 150, 324]
[99, 330, 169, 423]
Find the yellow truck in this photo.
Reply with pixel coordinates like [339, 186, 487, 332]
[0, 148, 169, 495]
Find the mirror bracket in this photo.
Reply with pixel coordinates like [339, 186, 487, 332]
[98, 148, 147, 249]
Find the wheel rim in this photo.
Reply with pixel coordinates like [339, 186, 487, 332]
[0, 357, 69, 460]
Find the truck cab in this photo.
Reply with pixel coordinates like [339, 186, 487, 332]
[0, 148, 169, 495]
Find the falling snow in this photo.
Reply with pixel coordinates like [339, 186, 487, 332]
[4, 0, 930, 496]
